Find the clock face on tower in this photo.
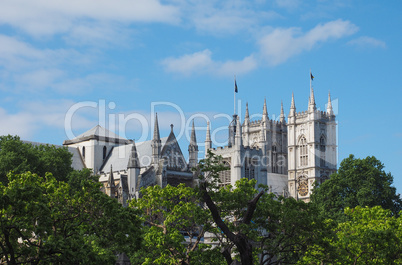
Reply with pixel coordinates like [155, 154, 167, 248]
[298, 179, 308, 196]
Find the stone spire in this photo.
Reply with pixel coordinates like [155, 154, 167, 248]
[188, 120, 198, 168]
[280, 101, 285, 123]
[327, 91, 334, 116]
[190, 120, 197, 145]
[205, 121, 212, 150]
[152, 113, 161, 164]
[127, 140, 140, 169]
[107, 164, 115, 198]
[262, 98, 268, 123]
[153, 113, 160, 141]
[289, 92, 296, 117]
[243, 102, 250, 124]
[308, 86, 316, 112]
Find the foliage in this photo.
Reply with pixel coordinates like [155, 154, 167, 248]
[301, 206, 402, 265]
[311, 154, 402, 222]
[194, 150, 328, 265]
[130, 183, 223, 265]
[255, 194, 333, 265]
[0, 171, 141, 264]
[0, 135, 73, 185]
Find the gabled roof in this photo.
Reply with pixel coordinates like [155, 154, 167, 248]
[99, 137, 169, 173]
[63, 125, 131, 145]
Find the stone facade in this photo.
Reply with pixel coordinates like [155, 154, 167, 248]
[63, 114, 196, 205]
[207, 88, 337, 201]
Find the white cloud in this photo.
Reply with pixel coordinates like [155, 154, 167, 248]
[258, 19, 359, 65]
[0, 0, 180, 36]
[161, 49, 257, 76]
[0, 99, 97, 139]
[0, 34, 109, 95]
[0, 35, 86, 71]
[347, 36, 386, 49]
[177, 0, 281, 36]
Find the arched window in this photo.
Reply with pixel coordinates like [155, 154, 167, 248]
[103, 146, 107, 160]
[219, 160, 231, 187]
[245, 158, 255, 180]
[320, 137, 326, 167]
[299, 136, 308, 167]
[82, 146, 85, 158]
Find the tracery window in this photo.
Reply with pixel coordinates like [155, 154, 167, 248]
[320, 136, 326, 167]
[299, 136, 308, 167]
[219, 160, 231, 187]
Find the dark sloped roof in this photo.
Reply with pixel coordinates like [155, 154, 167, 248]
[100, 137, 168, 172]
[63, 125, 131, 145]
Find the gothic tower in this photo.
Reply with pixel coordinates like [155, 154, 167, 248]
[287, 88, 337, 202]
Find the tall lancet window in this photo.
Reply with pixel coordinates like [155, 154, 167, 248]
[245, 158, 255, 180]
[103, 146, 107, 160]
[82, 146, 85, 158]
[219, 160, 231, 187]
[320, 137, 326, 167]
[271, 145, 278, 173]
[299, 136, 308, 167]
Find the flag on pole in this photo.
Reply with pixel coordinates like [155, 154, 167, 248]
[235, 79, 238, 93]
[310, 72, 314, 80]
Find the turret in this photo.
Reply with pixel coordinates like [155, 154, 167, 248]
[327, 91, 334, 117]
[235, 116, 242, 148]
[228, 114, 237, 147]
[127, 140, 140, 199]
[232, 116, 243, 183]
[152, 113, 161, 164]
[188, 120, 198, 169]
[244, 102, 250, 125]
[243, 103, 250, 147]
[288, 92, 296, 123]
[205, 121, 212, 152]
[262, 98, 268, 124]
[308, 86, 316, 113]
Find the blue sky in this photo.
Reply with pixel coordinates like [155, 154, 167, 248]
[0, 1, 401, 192]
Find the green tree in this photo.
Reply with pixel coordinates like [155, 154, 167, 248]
[0, 171, 141, 264]
[130, 183, 223, 265]
[0, 135, 73, 185]
[311, 154, 402, 222]
[195, 150, 328, 265]
[255, 193, 331, 265]
[300, 206, 402, 265]
[335, 206, 402, 264]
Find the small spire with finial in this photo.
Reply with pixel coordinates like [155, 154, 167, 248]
[280, 101, 285, 123]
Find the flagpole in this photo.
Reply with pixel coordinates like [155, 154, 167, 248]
[310, 68, 312, 94]
[234, 75, 236, 115]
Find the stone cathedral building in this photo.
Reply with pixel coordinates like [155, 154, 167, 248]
[62, 85, 336, 203]
[63, 114, 197, 206]
[207, 87, 337, 202]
